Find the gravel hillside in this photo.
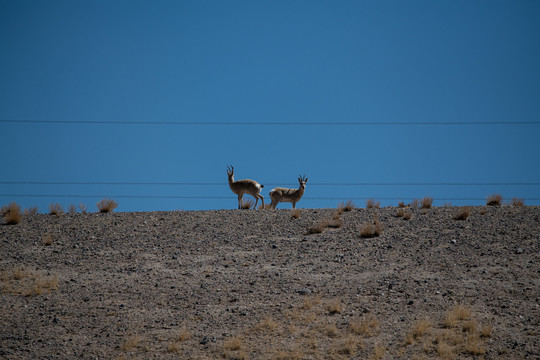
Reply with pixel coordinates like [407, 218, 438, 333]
[1, 205, 538, 359]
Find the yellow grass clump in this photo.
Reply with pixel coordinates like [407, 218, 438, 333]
[2, 202, 22, 225]
[97, 198, 118, 213]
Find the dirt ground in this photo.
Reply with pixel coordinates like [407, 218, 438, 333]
[0, 205, 538, 359]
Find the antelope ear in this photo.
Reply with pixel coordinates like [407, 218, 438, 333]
[305, 177, 308, 183]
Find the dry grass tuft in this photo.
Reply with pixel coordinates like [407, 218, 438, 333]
[79, 203, 88, 213]
[396, 208, 412, 220]
[486, 193, 502, 206]
[305, 220, 328, 235]
[337, 200, 356, 214]
[120, 335, 142, 351]
[480, 324, 492, 338]
[240, 199, 253, 209]
[1, 267, 58, 296]
[168, 326, 191, 354]
[453, 206, 471, 220]
[223, 336, 243, 351]
[444, 305, 471, 328]
[68, 204, 77, 214]
[371, 343, 386, 359]
[256, 317, 279, 333]
[326, 300, 343, 315]
[350, 315, 379, 337]
[359, 219, 383, 238]
[335, 336, 363, 356]
[511, 197, 524, 206]
[327, 217, 343, 228]
[397, 201, 408, 208]
[97, 198, 118, 213]
[24, 206, 38, 215]
[410, 199, 420, 208]
[2, 202, 22, 225]
[49, 203, 63, 216]
[366, 198, 380, 209]
[290, 209, 301, 219]
[408, 318, 432, 343]
[421, 196, 433, 209]
[42, 233, 54, 246]
[463, 335, 486, 355]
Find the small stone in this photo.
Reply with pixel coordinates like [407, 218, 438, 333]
[516, 248, 524, 254]
[298, 288, 311, 295]
[407, 300, 414, 305]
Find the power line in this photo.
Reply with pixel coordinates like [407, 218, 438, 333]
[1, 194, 539, 201]
[1, 181, 539, 186]
[1, 120, 539, 126]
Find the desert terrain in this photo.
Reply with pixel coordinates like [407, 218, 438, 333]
[0, 205, 538, 359]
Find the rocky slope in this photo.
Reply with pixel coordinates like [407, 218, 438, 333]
[0, 205, 538, 359]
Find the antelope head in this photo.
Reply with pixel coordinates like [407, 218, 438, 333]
[298, 174, 308, 189]
[227, 165, 234, 177]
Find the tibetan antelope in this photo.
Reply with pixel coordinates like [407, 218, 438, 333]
[226, 165, 264, 209]
[269, 175, 308, 209]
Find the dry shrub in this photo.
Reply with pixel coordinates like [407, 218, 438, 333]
[372, 343, 386, 359]
[2, 202, 22, 225]
[421, 196, 433, 209]
[291, 209, 301, 219]
[437, 341, 455, 359]
[97, 198, 118, 213]
[335, 336, 363, 356]
[350, 315, 379, 337]
[337, 200, 356, 213]
[396, 208, 411, 220]
[325, 323, 339, 337]
[327, 300, 342, 315]
[410, 199, 420, 208]
[366, 198, 380, 209]
[68, 204, 77, 214]
[327, 217, 343, 228]
[42, 233, 54, 246]
[305, 220, 328, 235]
[256, 317, 279, 333]
[359, 219, 383, 238]
[480, 324, 492, 338]
[223, 336, 243, 351]
[168, 326, 191, 354]
[397, 201, 408, 208]
[176, 325, 192, 342]
[444, 305, 471, 328]
[463, 335, 486, 355]
[1, 267, 58, 296]
[240, 199, 253, 209]
[275, 348, 304, 360]
[453, 207, 471, 220]
[486, 193, 502, 206]
[511, 197, 524, 206]
[78, 203, 88, 213]
[301, 295, 321, 310]
[167, 341, 182, 354]
[409, 318, 432, 342]
[120, 335, 142, 351]
[24, 206, 38, 215]
[49, 203, 63, 216]
[462, 320, 478, 333]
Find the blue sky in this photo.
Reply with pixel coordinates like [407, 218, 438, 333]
[1, 0, 539, 212]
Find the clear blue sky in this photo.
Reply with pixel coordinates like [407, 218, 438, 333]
[1, 0, 539, 212]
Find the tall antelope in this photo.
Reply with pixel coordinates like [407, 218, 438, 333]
[226, 165, 264, 209]
[269, 175, 308, 209]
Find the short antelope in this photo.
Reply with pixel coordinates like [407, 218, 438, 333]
[226, 165, 264, 209]
[269, 175, 308, 209]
